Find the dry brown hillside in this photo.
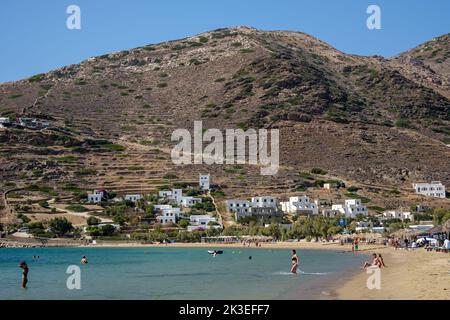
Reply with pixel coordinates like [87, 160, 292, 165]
[0, 27, 449, 218]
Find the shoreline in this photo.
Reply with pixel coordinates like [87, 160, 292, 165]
[1, 240, 448, 299]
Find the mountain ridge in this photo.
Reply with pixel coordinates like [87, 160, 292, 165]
[0, 27, 449, 214]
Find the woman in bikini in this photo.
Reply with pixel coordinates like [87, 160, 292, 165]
[362, 253, 378, 269]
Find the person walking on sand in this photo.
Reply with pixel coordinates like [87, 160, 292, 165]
[290, 250, 299, 274]
[19, 261, 29, 289]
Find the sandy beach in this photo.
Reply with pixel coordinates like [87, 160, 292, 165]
[335, 247, 450, 300]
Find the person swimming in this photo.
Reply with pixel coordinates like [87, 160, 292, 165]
[81, 256, 88, 264]
[19, 261, 29, 289]
[291, 250, 299, 274]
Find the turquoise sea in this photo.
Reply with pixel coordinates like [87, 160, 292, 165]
[0, 247, 366, 300]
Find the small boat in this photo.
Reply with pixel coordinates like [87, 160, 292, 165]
[208, 250, 223, 255]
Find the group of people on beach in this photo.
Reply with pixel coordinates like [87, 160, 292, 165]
[362, 253, 386, 270]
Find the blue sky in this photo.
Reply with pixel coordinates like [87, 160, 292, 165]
[0, 0, 449, 83]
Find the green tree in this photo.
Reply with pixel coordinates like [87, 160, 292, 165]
[178, 219, 189, 228]
[87, 216, 101, 226]
[86, 226, 101, 237]
[267, 223, 281, 240]
[101, 224, 116, 236]
[49, 217, 73, 237]
[17, 213, 31, 224]
[38, 200, 50, 208]
[113, 214, 128, 226]
[432, 208, 450, 225]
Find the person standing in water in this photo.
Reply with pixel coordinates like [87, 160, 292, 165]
[290, 250, 299, 274]
[19, 261, 29, 289]
[81, 256, 88, 264]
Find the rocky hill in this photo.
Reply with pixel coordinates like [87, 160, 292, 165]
[0, 27, 449, 214]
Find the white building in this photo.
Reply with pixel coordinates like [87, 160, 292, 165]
[225, 200, 251, 216]
[280, 196, 318, 215]
[199, 174, 210, 191]
[323, 183, 331, 190]
[321, 209, 340, 218]
[154, 205, 181, 224]
[413, 181, 446, 198]
[159, 190, 172, 198]
[171, 189, 183, 204]
[154, 204, 174, 211]
[87, 193, 102, 203]
[355, 221, 373, 233]
[383, 210, 413, 221]
[332, 199, 368, 218]
[226, 198, 282, 221]
[125, 194, 142, 203]
[156, 211, 179, 224]
[251, 196, 278, 208]
[0, 117, 10, 128]
[180, 196, 202, 207]
[187, 215, 219, 232]
[87, 189, 105, 203]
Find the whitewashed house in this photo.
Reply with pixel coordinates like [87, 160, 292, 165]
[87, 189, 106, 203]
[154, 204, 174, 211]
[154, 205, 181, 224]
[158, 190, 172, 198]
[87, 193, 102, 203]
[0, 117, 11, 128]
[125, 194, 142, 203]
[332, 199, 368, 218]
[187, 215, 219, 232]
[383, 210, 413, 221]
[199, 174, 210, 191]
[226, 199, 251, 219]
[355, 221, 373, 233]
[249, 206, 281, 218]
[251, 196, 278, 208]
[280, 196, 318, 215]
[171, 189, 183, 204]
[321, 209, 340, 218]
[156, 211, 179, 224]
[413, 181, 446, 198]
[180, 196, 202, 207]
